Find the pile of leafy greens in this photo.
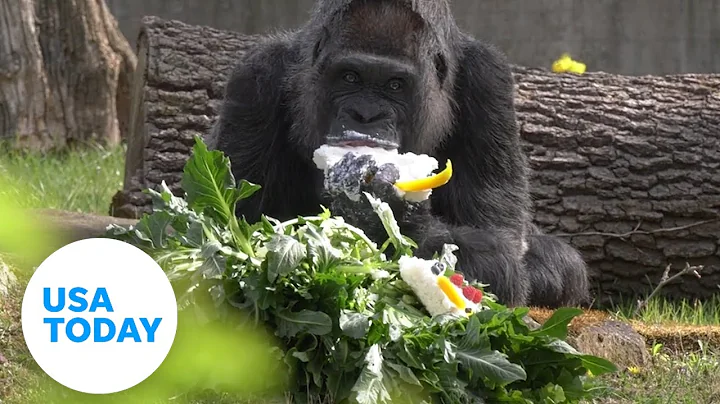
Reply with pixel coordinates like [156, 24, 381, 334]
[108, 137, 616, 404]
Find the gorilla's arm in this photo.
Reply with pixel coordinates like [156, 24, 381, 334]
[414, 40, 590, 307]
[210, 39, 322, 223]
[399, 39, 533, 306]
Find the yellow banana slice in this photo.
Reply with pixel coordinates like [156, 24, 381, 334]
[437, 276, 466, 311]
[394, 159, 453, 192]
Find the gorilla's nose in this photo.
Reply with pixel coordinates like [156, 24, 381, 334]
[344, 105, 389, 124]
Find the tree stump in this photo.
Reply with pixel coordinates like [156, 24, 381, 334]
[0, 0, 136, 150]
[111, 16, 720, 303]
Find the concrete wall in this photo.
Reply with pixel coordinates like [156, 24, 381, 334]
[106, 0, 720, 76]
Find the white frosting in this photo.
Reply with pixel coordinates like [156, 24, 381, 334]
[313, 145, 439, 201]
[399, 256, 457, 317]
[398, 256, 477, 317]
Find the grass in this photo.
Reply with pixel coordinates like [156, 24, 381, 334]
[612, 295, 720, 326]
[596, 297, 720, 403]
[0, 143, 126, 403]
[0, 143, 125, 214]
[0, 273, 288, 404]
[1, 143, 720, 403]
[0, 269, 47, 404]
[592, 341, 720, 403]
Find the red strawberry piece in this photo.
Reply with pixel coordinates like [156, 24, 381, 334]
[449, 273, 464, 286]
[462, 285, 475, 301]
[471, 288, 483, 304]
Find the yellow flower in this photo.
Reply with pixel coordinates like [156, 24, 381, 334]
[551, 53, 586, 75]
[626, 366, 642, 375]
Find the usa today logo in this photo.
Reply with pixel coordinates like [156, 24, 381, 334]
[21, 238, 178, 395]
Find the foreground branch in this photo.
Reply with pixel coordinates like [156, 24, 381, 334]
[634, 263, 704, 317]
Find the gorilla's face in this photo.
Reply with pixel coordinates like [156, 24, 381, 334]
[302, 0, 432, 152]
[320, 53, 419, 150]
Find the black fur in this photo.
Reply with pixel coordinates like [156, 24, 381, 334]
[208, 0, 590, 308]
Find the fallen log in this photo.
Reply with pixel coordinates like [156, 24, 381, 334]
[0, 210, 137, 279]
[39, 209, 138, 244]
[111, 16, 720, 303]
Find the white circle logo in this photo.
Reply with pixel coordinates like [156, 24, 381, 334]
[21, 238, 178, 395]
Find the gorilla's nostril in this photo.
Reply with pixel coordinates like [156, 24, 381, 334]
[348, 108, 366, 123]
[346, 107, 387, 124]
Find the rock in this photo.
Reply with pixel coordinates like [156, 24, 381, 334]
[570, 320, 651, 370]
[631, 323, 720, 352]
[0, 256, 16, 298]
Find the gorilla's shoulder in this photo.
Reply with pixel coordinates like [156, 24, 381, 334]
[224, 31, 303, 97]
[454, 36, 515, 102]
[457, 35, 512, 68]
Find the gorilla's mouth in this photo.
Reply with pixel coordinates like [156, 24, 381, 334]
[326, 130, 399, 150]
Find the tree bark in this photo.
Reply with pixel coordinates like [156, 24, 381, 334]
[515, 68, 720, 302]
[0, 0, 57, 149]
[110, 16, 720, 302]
[0, 0, 136, 150]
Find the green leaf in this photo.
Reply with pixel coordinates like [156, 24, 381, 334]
[420, 370, 440, 388]
[290, 334, 319, 363]
[148, 181, 190, 214]
[460, 315, 491, 350]
[266, 234, 306, 282]
[544, 339, 580, 355]
[275, 309, 333, 337]
[364, 192, 414, 256]
[532, 307, 583, 340]
[199, 240, 225, 279]
[381, 304, 420, 339]
[181, 136, 260, 225]
[328, 338, 350, 366]
[351, 344, 392, 404]
[455, 345, 527, 385]
[181, 220, 206, 247]
[303, 224, 343, 270]
[539, 383, 566, 403]
[385, 362, 422, 387]
[307, 352, 326, 388]
[134, 211, 174, 248]
[327, 369, 355, 403]
[319, 205, 332, 220]
[237, 179, 262, 200]
[339, 310, 371, 339]
[438, 337, 456, 363]
[578, 354, 618, 376]
[260, 215, 277, 235]
[395, 341, 426, 370]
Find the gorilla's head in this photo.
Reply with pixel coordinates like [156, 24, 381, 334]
[290, 0, 460, 156]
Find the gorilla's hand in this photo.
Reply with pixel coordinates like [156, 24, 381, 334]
[360, 163, 404, 208]
[359, 162, 431, 222]
[322, 153, 431, 243]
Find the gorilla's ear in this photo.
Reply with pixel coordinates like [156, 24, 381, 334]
[312, 27, 331, 65]
[434, 53, 448, 85]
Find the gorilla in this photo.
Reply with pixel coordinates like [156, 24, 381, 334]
[208, 0, 590, 308]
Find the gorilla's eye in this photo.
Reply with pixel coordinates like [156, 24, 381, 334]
[387, 79, 404, 92]
[343, 71, 360, 83]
